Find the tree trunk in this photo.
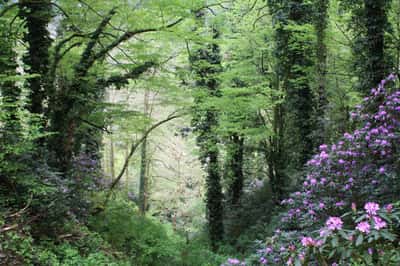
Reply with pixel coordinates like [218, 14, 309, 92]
[363, 0, 388, 90]
[109, 135, 115, 180]
[18, 0, 52, 118]
[226, 134, 244, 205]
[314, 0, 329, 146]
[139, 89, 150, 214]
[268, 0, 316, 173]
[0, 21, 20, 140]
[190, 21, 224, 249]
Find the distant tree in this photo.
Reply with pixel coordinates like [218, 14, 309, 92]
[313, 0, 329, 146]
[224, 134, 244, 205]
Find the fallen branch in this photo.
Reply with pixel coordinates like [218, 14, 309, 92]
[0, 224, 18, 233]
[6, 194, 33, 219]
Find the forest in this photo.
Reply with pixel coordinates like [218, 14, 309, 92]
[1, 0, 400, 265]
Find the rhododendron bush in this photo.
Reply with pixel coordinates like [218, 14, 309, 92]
[223, 76, 400, 265]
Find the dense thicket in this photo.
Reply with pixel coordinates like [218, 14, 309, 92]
[1, 0, 399, 265]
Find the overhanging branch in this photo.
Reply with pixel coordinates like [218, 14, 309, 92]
[101, 61, 156, 88]
[104, 112, 183, 203]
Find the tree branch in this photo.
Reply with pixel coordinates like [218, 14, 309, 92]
[78, 117, 111, 134]
[104, 112, 183, 203]
[77, 7, 117, 76]
[79, 1, 230, 74]
[0, 3, 18, 17]
[90, 17, 184, 67]
[101, 61, 156, 88]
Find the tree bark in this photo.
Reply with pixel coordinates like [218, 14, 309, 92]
[363, 0, 388, 90]
[139, 88, 150, 214]
[226, 134, 244, 205]
[18, 0, 52, 117]
[314, 0, 329, 146]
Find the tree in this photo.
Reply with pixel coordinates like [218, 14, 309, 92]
[224, 134, 244, 205]
[139, 88, 150, 214]
[0, 15, 20, 141]
[267, 0, 317, 197]
[340, 0, 392, 92]
[18, 0, 52, 119]
[190, 17, 224, 250]
[313, 0, 329, 146]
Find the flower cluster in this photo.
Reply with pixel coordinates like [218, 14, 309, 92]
[241, 76, 400, 265]
[364, 202, 380, 215]
[326, 217, 343, 231]
[280, 76, 400, 229]
[356, 202, 387, 234]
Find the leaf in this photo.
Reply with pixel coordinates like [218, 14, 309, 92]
[381, 231, 396, 241]
[355, 234, 363, 246]
[338, 230, 348, 240]
[331, 236, 339, 247]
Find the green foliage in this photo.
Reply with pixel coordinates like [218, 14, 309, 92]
[0, 219, 129, 265]
[2, 0, 400, 265]
[89, 195, 183, 265]
[181, 235, 230, 266]
[224, 184, 275, 251]
[339, 0, 392, 91]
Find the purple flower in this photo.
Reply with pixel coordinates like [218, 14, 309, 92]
[385, 204, 393, 213]
[356, 221, 370, 234]
[379, 166, 385, 174]
[227, 258, 240, 265]
[387, 73, 397, 81]
[320, 229, 329, 237]
[326, 217, 343, 231]
[320, 151, 329, 160]
[298, 252, 305, 261]
[373, 216, 387, 230]
[259, 257, 267, 264]
[335, 201, 345, 207]
[344, 132, 353, 140]
[364, 202, 380, 215]
[310, 178, 317, 186]
[301, 237, 316, 247]
[319, 144, 328, 151]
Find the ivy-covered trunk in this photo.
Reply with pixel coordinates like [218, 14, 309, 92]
[0, 16, 23, 197]
[19, 0, 52, 117]
[314, 0, 329, 146]
[268, 0, 316, 181]
[0, 21, 20, 139]
[205, 128, 224, 250]
[225, 134, 244, 205]
[191, 22, 224, 250]
[343, 0, 391, 92]
[363, 0, 389, 90]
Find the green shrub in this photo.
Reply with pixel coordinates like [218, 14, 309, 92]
[89, 195, 183, 266]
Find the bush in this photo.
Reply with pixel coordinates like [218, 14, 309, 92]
[0, 221, 129, 266]
[89, 195, 183, 266]
[224, 76, 400, 265]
